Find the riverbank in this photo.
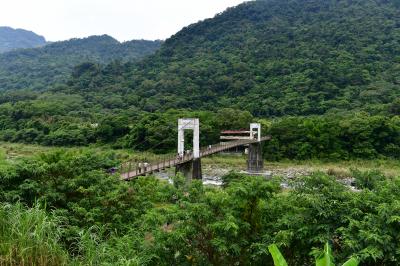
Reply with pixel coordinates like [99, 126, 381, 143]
[202, 154, 400, 179]
[1, 142, 398, 179]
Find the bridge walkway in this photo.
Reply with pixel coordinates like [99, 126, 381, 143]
[121, 136, 271, 180]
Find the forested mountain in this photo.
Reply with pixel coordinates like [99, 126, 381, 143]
[0, 35, 162, 90]
[3, 0, 400, 113]
[0, 26, 46, 53]
[0, 0, 400, 159]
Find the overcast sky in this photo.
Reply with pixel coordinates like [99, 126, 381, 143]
[0, 0, 247, 42]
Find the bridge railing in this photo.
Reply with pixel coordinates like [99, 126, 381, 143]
[120, 150, 198, 178]
[202, 137, 268, 154]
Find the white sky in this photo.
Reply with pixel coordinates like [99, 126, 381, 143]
[0, 0, 247, 42]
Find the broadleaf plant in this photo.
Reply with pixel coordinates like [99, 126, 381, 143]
[268, 243, 359, 266]
[268, 244, 288, 266]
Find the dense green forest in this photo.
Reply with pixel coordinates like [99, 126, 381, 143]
[0, 26, 46, 53]
[0, 99, 399, 160]
[0, 35, 162, 91]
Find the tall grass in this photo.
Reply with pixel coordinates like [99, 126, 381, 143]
[0, 203, 152, 266]
[0, 203, 68, 266]
[70, 228, 155, 266]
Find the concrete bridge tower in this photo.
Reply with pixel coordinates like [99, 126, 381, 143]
[247, 123, 264, 173]
[175, 118, 202, 180]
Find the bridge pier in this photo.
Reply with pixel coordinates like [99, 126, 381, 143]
[247, 142, 264, 173]
[175, 158, 202, 180]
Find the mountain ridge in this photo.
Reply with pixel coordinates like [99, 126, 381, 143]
[0, 26, 46, 53]
[0, 34, 162, 90]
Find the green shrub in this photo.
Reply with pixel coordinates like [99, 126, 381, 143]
[351, 169, 386, 190]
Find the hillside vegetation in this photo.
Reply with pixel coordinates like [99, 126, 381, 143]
[3, 0, 400, 113]
[112, 0, 400, 116]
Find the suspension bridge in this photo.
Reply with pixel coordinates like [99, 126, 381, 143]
[120, 119, 271, 181]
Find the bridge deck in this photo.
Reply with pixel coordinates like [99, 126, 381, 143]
[121, 136, 271, 180]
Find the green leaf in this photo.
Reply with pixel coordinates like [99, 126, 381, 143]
[342, 258, 358, 266]
[268, 244, 288, 266]
[316, 242, 335, 266]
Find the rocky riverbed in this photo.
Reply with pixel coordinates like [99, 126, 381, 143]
[155, 164, 358, 190]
